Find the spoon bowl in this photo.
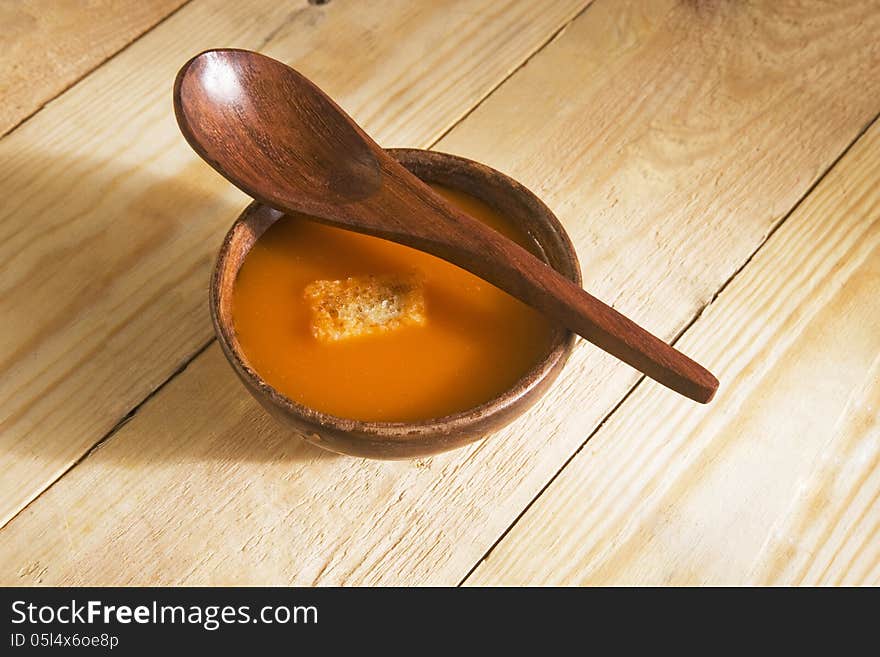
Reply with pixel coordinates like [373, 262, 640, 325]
[211, 149, 580, 458]
[176, 49, 382, 209]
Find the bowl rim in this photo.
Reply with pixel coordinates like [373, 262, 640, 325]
[210, 148, 581, 444]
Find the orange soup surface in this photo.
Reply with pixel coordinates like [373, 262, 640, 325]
[232, 184, 554, 422]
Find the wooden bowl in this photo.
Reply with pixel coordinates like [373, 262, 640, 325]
[210, 149, 581, 459]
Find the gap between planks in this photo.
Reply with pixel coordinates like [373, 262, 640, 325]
[0, 0, 594, 534]
[0, 1, 195, 140]
[456, 106, 880, 586]
[426, 1, 594, 149]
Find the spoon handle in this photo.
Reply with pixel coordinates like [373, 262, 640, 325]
[499, 253, 719, 403]
[370, 170, 719, 403]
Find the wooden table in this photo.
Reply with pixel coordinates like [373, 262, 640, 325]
[2, 0, 878, 586]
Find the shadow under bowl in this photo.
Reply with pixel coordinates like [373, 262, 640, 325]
[210, 148, 581, 459]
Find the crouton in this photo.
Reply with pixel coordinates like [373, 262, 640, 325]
[304, 273, 426, 343]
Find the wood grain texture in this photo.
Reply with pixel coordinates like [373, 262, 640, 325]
[466, 120, 880, 586]
[175, 48, 715, 403]
[2, 0, 879, 585]
[0, 0, 589, 528]
[749, 354, 880, 585]
[0, 0, 187, 135]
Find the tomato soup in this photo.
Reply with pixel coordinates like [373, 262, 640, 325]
[232, 184, 554, 422]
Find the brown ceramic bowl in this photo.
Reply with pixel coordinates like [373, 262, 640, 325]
[210, 148, 581, 459]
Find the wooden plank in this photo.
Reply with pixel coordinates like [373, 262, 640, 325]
[0, 0, 589, 529]
[466, 120, 880, 586]
[3, 0, 880, 585]
[0, 0, 188, 135]
[750, 356, 880, 585]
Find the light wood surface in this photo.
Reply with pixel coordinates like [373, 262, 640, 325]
[2, 0, 879, 585]
[0, 0, 187, 135]
[751, 357, 880, 585]
[466, 120, 880, 586]
[0, 0, 588, 529]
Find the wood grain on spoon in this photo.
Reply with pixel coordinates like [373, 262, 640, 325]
[173, 48, 718, 403]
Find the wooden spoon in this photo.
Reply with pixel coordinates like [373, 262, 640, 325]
[174, 49, 718, 403]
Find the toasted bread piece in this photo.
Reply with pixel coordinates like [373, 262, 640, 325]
[304, 273, 426, 343]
